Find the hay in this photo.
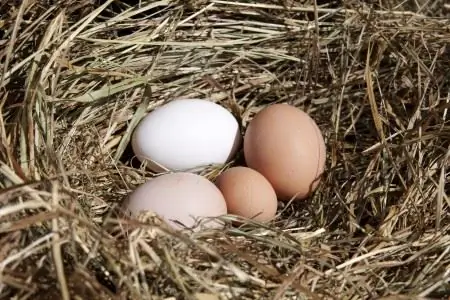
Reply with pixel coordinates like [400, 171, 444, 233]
[0, 0, 449, 299]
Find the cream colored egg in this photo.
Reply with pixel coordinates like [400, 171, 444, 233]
[125, 172, 228, 230]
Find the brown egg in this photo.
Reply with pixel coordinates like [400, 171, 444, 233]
[215, 166, 277, 222]
[243, 104, 326, 200]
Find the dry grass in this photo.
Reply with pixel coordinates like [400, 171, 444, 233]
[0, 0, 449, 299]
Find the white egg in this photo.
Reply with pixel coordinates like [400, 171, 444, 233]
[131, 98, 241, 172]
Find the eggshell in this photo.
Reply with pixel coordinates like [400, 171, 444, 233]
[243, 104, 326, 200]
[125, 172, 228, 230]
[131, 99, 241, 172]
[215, 167, 277, 222]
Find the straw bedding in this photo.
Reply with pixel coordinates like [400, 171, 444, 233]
[0, 0, 449, 299]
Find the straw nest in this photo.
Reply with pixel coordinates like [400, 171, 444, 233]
[1, 0, 449, 299]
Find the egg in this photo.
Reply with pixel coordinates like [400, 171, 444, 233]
[131, 98, 241, 172]
[125, 172, 228, 230]
[215, 166, 277, 222]
[243, 103, 326, 200]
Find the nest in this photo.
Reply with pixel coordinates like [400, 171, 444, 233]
[0, 0, 449, 299]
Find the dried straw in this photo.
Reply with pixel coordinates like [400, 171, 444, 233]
[0, 0, 449, 299]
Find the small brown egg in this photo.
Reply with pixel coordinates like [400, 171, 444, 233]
[215, 166, 278, 222]
[243, 104, 326, 200]
[124, 172, 227, 230]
